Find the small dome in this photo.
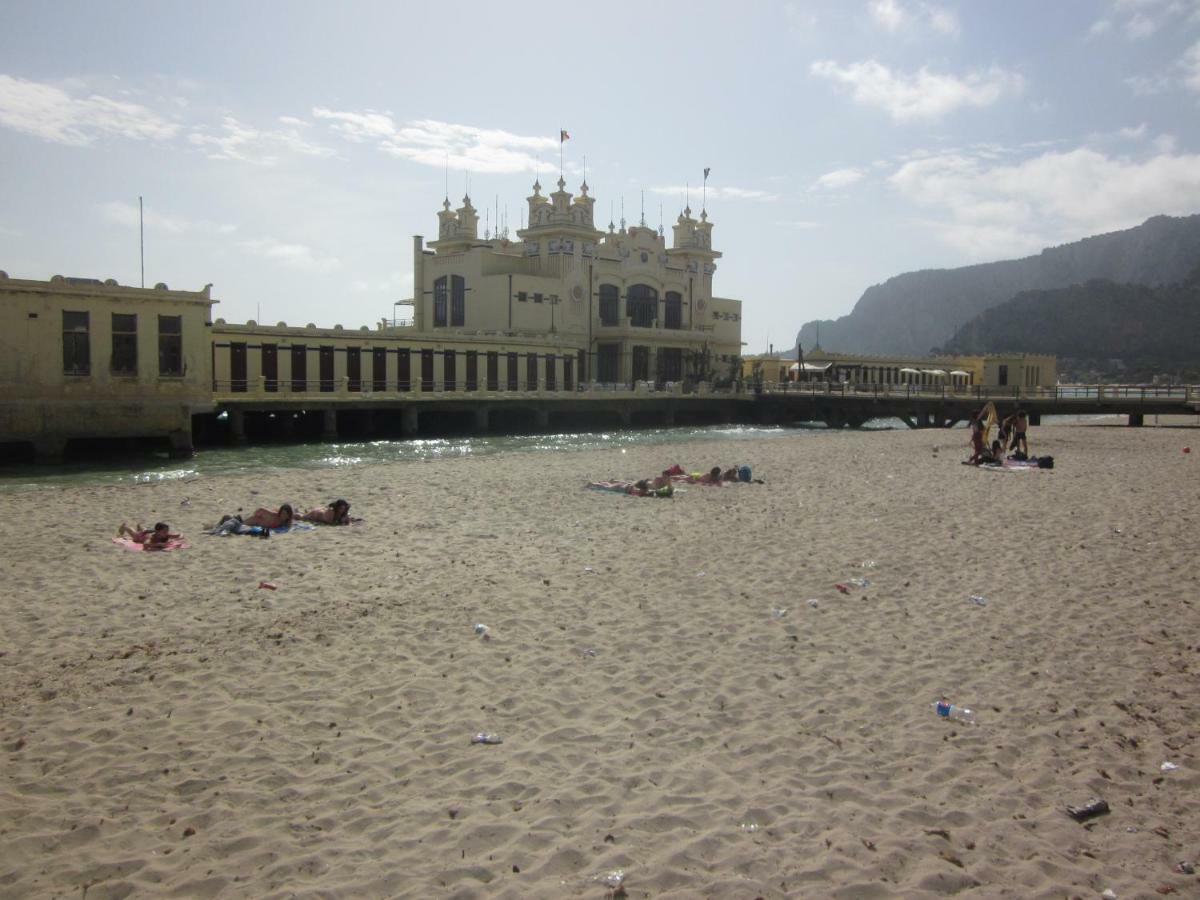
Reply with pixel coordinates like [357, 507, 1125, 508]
[277, 321, 288, 328]
[334, 324, 343, 331]
[155, 282, 168, 290]
[215, 317, 227, 325]
[104, 278, 118, 286]
[245, 319, 256, 327]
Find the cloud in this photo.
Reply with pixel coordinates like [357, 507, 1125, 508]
[313, 110, 557, 174]
[888, 146, 1200, 257]
[1088, 0, 1200, 40]
[239, 237, 340, 273]
[100, 201, 236, 235]
[775, 220, 822, 229]
[0, 74, 180, 146]
[813, 167, 866, 189]
[810, 59, 1024, 120]
[188, 116, 336, 165]
[1183, 40, 1200, 92]
[868, 0, 905, 31]
[648, 185, 778, 202]
[1118, 123, 1147, 140]
[867, 1, 959, 37]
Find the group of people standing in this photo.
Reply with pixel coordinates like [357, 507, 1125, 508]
[967, 405, 1031, 466]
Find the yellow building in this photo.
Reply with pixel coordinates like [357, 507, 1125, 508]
[411, 180, 742, 385]
[743, 349, 1057, 390]
[0, 272, 215, 460]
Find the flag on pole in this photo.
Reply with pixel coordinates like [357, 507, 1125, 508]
[560, 129, 570, 142]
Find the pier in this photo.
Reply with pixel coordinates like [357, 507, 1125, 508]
[204, 379, 1199, 444]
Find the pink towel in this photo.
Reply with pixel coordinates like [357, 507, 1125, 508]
[112, 537, 190, 552]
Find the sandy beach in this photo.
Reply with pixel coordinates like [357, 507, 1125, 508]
[1, 421, 1197, 899]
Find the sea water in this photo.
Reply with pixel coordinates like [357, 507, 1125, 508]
[0, 420, 908, 492]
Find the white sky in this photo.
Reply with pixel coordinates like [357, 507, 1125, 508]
[2, 0, 1200, 353]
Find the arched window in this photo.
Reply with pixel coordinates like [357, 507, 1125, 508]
[627, 284, 657, 328]
[664, 291, 682, 329]
[433, 276, 448, 327]
[599, 284, 619, 326]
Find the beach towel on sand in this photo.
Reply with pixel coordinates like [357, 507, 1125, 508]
[112, 537, 190, 552]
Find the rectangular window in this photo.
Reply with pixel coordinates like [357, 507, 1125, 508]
[230, 342, 247, 392]
[998, 364, 1009, 386]
[526, 353, 538, 389]
[599, 285, 619, 326]
[346, 346, 361, 392]
[158, 314, 183, 376]
[319, 345, 335, 391]
[451, 275, 465, 327]
[517, 291, 528, 302]
[63, 310, 90, 375]
[433, 276, 448, 327]
[632, 345, 650, 382]
[443, 350, 457, 391]
[533, 292, 543, 304]
[466, 350, 478, 391]
[291, 345, 307, 392]
[111, 313, 137, 375]
[420, 349, 434, 391]
[597, 343, 619, 383]
[397, 348, 411, 391]
[262, 343, 278, 392]
[545, 354, 556, 391]
[506, 352, 519, 391]
[372, 347, 387, 391]
[563, 355, 573, 391]
[486, 351, 499, 390]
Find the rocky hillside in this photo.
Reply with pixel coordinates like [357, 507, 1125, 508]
[938, 265, 1200, 381]
[796, 214, 1200, 356]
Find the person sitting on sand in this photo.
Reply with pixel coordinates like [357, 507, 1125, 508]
[118, 521, 180, 549]
[697, 466, 723, 485]
[966, 417, 985, 465]
[242, 504, 294, 529]
[721, 466, 739, 482]
[299, 499, 351, 526]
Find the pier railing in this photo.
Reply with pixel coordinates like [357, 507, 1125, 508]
[754, 381, 1197, 403]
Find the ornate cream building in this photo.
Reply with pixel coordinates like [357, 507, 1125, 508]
[409, 178, 743, 385]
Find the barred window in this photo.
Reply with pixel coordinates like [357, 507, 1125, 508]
[111, 313, 137, 375]
[158, 315, 183, 376]
[63, 311, 90, 375]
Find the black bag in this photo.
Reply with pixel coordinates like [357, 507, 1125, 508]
[1037, 456, 1054, 469]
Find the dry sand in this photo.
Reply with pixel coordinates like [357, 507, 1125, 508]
[1, 421, 1197, 899]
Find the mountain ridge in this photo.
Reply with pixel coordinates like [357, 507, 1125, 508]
[796, 214, 1200, 357]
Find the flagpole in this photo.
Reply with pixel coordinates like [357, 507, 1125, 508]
[139, 195, 144, 288]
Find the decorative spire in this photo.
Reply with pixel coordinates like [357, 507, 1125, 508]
[580, 180, 589, 197]
[557, 175, 566, 190]
[532, 179, 542, 196]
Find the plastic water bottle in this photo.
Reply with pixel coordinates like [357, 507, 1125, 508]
[934, 698, 977, 725]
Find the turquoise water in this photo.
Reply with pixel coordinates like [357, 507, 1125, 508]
[0, 420, 908, 492]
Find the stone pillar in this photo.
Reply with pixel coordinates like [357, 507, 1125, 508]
[33, 436, 67, 464]
[167, 429, 193, 459]
[474, 407, 489, 433]
[322, 409, 338, 441]
[229, 408, 247, 444]
[401, 406, 419, 436]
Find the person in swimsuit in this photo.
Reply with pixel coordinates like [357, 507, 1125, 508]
[1011, 409, 1029, 456]
[966, 417, 985, 465]
[118, 521, 180, 548]
[299, 499, 351, 525]
[243, 504, 294, 529]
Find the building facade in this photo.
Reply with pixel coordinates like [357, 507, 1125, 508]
[744, 349, 1057, 390]
[0, 273, 215, 460]
[412, 179, 743, 385]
